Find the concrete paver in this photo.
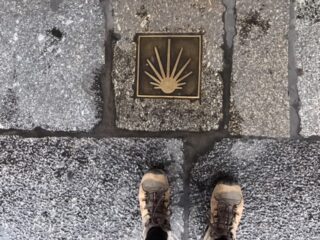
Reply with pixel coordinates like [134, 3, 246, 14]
[112, 0, 224, 131]
[1, 137, 319, 239]
[0, 0, 104, 131]
[190, 139, 320, 239]
[0, 137, 184, 240]
[296, 0, 320, 137]
[230, 0, 290, 137]
[0, 1, 319, 240]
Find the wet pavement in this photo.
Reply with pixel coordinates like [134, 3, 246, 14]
[0, 0, 319, 239]
[0, 0, 104, 131]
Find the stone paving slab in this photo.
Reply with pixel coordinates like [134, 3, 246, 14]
[0, 137, 184, 240]
[0, 0, 104, 131]
[230, 0, 290, 137]
[112, 0, 224, 131]
[296, 0, 320, 137]
[190, 139, 320, 240]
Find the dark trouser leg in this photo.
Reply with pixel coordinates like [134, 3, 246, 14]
[145, 227, 168, 240]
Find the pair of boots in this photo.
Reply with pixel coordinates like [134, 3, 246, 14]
[139, 169, 244, 240]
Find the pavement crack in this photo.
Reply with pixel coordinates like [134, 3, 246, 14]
[288, 0, 302, 138]
[94, 0, 117, 134]
[219, 0, 236, 131]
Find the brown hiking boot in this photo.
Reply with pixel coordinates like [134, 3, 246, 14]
[138, 169, 171, 239]
[204, 181, 244, 240]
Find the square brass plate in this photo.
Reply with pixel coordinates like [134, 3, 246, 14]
[136, 34, 202, 99]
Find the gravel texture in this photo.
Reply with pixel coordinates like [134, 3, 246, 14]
[0, 137, 184, 240]
[189, 139, 320, 240]
[1, 137, 319, 239]
[230, 0, 290, 137]
[0, 0, 104, 131]
[112, 0, 224, 131]
[296, 0, 320, 137]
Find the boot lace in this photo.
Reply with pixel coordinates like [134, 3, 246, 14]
[208, 201, 238, 240]
[143, 190, 170, 230]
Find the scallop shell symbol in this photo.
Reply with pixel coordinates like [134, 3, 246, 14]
[144, 39, 193, 94]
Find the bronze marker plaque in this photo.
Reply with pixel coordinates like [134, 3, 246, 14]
[136, 34, 202, 99]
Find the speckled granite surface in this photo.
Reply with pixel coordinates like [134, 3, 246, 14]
[112, 0, 224, 131]
[0, 1, 319, 240]
[0, 137, 184, 240]
[1, 137, 319, 239]
[0, 0, 104, 131]
[230, 0, 290, 137]
[190, 139, 320, 240]
[296, 0, 320, 137]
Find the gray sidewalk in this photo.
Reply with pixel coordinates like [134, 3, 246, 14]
[0, 0, 319, 239]
[0, 137, 319, 239]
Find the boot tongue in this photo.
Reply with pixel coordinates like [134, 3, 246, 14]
[215, 237, 229, 240]
[215, 229, 231, 240]
[214, 204, 234, 239]
[145, 192, 170, 230]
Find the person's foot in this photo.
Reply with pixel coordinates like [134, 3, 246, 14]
[204, 180, 244, 240]
[139, 169, 171, 239]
